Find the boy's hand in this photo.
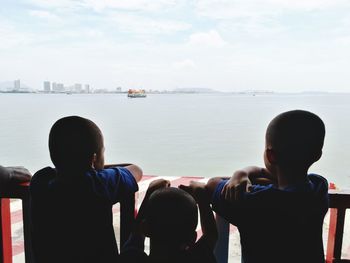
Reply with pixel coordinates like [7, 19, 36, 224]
[1, 166, 32, 184]
[179, 181, 208, 203]
[136, 179, 170, 224]
[222, 166, 276, 202]
[145, 179, 170, 197]
[222, 173, 252, 202]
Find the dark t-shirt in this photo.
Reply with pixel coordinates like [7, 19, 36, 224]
[212, 174, 329, 263]
[120, 236, 216, 263]
[30, 167, 138, 263]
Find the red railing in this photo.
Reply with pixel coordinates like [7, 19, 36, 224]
[326, 189, 350, 263]
[1, 182, 350, 263]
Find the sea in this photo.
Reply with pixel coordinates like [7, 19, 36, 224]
[0, 92, 350, 188]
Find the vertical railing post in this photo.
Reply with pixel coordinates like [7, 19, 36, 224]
[326, 208, 337, 263]
[214, 214, 230, 263]
[22, 199, 35, 263]
[120, 193, 136, 247]
[326, 207, 346, 263]
[0, 199, 13, 263]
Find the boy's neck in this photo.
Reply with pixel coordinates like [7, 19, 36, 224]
[276, 167, 309, 189]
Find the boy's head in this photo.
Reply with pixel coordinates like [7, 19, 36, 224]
[265, 110, 325, 172]
[49, 116, 104, 173]
[144, 187, 198, 249]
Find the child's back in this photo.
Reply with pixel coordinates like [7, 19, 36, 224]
[30, 116, 142, 263]
[208, 110, 328, 263]
[212, 174, 328, 262]
[121, 180, 217, 263]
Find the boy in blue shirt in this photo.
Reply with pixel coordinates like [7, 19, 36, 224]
[207, 110, 329, 263]
[30, 116, 142, 263]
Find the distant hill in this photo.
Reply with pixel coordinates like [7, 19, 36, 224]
[173, 87, 219, 93]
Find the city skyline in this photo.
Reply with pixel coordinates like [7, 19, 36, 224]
[1, 77, 349, 94]
[1, 1, 350, 92]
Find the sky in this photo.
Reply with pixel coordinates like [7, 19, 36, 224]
[1, 0, 350, 92]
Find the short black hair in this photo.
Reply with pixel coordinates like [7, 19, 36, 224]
[49, 116, 103, 173]
[146, 187, 198, 246]
[266, 110, 325, 168]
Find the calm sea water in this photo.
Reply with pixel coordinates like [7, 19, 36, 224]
[0, 93, 349, 187]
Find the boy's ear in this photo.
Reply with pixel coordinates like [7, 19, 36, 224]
[266, 148, 277, 164]
[91, 153, 97, 168]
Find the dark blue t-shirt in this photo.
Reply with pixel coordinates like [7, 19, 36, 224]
[30, 167, 138, 263]
[212, 174, 329, 263]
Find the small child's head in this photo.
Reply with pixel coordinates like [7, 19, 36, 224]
[144, 187, 198, 250]
[49, 116, 105, 174]
[265, 110, 325, 173]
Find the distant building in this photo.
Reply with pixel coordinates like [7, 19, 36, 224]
[116, 87, 122, 93]
[52, 82, 65, 92]
[57, 83, 64, 92]
[43, 81, 51, 92]
[74, 83, 82, 93]
[14, 79, 20, 91]
[94, 88, 108, 93]
[85, 84, 90, 93]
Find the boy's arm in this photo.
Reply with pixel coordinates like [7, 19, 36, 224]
[206, 177, 228, 198]
[135, 179, 170, 224]
[0, 166, 32, 184]
[104, 163, 133, 168]
[213, 167, 276, 202]
[104, 163, 143, 182]
[122, 179, 170, 251]
[179, 182, 218, 250]
[124, 165, 143, 182]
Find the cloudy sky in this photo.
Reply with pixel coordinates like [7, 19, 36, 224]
[1, 0, 350, 92]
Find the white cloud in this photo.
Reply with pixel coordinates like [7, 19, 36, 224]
[188, 30, 227, 47]
[172, 59, 196, 70]
[27, 0, 179, 12]
[83, 0, 178, 12]
[111, 13, 191, 35]
[334, 36, 350, 45]
[0, 21, 35, 49]
[26, 0, 82, 9]
[195, 0, 350, 19]
[218, 17, 285, 38]
[29, 10, 62, 23]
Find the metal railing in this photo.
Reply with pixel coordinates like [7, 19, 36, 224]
[1, 181, 349, 263]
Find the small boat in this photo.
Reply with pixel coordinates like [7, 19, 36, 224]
[127, 89, 147, 98]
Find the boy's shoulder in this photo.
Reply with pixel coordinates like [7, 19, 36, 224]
[30, 167, 57, 190]
[307, 173, 328, 189]
[32, 166, 56, 178]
